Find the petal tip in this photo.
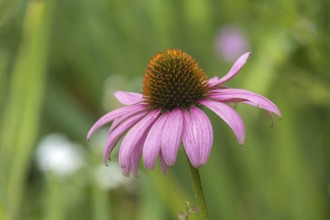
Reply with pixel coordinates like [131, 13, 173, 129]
[161, 168, 169, 175]
[163, 158, 176, 167]
[121, 169, 130, 177]
[188, 159, 200, 168]
[238, 137, 245, 145]
[194, 163, 205, 169]
[122, 173, 129, 177]
[242, 51, 252, 59]
[104, 157, 110, 166]
[87, 128, 96, 141]
[144, 163, 155, 170]
[86, 133, 91, 141]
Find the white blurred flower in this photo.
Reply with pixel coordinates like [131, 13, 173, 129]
[36, 133, 84, 177]
[216, 24, 250, 62]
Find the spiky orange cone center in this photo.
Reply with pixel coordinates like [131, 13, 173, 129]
[142, 49, 209, 111]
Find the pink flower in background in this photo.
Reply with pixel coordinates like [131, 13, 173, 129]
[87, 49, 281, 176]
[216, 25, 250, 62]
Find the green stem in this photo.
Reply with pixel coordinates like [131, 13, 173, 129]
[187, 157, 209, 220]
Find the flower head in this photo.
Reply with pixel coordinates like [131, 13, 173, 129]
[87, 49, 281, 176]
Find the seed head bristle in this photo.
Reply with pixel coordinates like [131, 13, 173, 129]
[142, 49, 209, 111]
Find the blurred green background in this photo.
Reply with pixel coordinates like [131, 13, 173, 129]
[1, 0, 329, 219]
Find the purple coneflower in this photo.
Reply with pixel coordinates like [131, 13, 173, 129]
[87, 49, 281, 177]
[216, 25, 249, 62]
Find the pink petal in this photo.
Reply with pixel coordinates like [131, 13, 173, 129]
[114, 91, 143, 105]
[87, 105, 145, 140]
[190, 107, 213, 166]
[109, 107, 145, 133]
[182, 110, 199, 167]
[161, 109, 184, 166]
[208, 77, 221, 87]
[209, 52, 251, 87]
[182, 107, 213, 167]
[209, 88, 282, 117]
[121, 164, 131, 177]
[200, 100, 245, 145]
[103, 111, 148, 165]
[109, 115, 126, 133]
[130, 131, 148, 177]
[119, 110, 160, 174]
[143, 113, 169, 169]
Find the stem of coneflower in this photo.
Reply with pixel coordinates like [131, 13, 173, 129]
[186, 156, 209, 220]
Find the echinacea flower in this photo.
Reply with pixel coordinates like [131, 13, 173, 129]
[87, 49, 281, 176]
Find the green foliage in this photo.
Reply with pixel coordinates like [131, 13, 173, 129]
[1, 0, 329, 219]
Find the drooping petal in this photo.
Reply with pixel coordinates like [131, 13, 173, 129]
[109, 106, 146, 133]
[143, 113, 169, 169]
[190, 107, 213, 166]
[161, 109, 184, 166]
[121, 164, 131, 177]
[114, 91, 144, 105]
[209, 88, 282, 117]
[109, 115, 126, 133]
[119, 110, 160, 175]
[130, 131, 148, 177]
[182, 110, 199, 167]
[87, 105, 145, 140]
[182, 107, 213, 167]
[209, 52, 251, 87]
[103, 111, 148, 165]
[200, 100, 245, 145]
